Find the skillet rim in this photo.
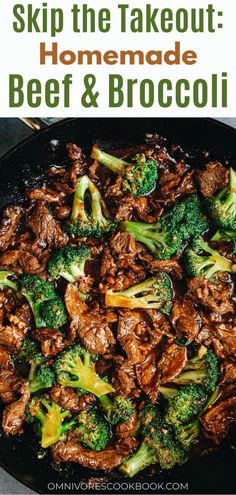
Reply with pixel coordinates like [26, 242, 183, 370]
[0, 117, 236, 165]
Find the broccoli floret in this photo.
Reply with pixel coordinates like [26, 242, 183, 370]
[208, 168, 236, 229]
[121, 219, 180, 260]
[159, 351, 219, 449]
[17, 337, 44, 380]
[91, 146, 158, 199]
[163, 384, 207, 427]
[184, 237, 233, 279]
[55, 344, 115, 397]
[17, 338, 55, 393]
[170, 347, 219, 394]
[160, 384, 207, 450]
[147, 423, 186, 470]
[30, 364, 56, 394]
[121, 194, 208, 260]
[40, 297, 67, 329]
[17, 336, 40, 362]
[119, 441, 159, 477]
[26, 395, 75, 448]
[174, 419, 200, 450]
[65, 175, 116, 238]
[75, 407, 110, 451]
[19, 275, 55, 302]
[105, 272, 173, 314]
[48, 246, 91, 283]
[119, 402, 185, 477]
[99, 395, 134, 425]
[19, 275, 67, 329]
[0, 270, 17, 291]
[139, 401, 160, 432]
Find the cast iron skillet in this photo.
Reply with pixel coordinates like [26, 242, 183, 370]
[0, 118, 235, 495]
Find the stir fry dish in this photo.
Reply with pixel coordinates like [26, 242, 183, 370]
[0, 135, 235, 477]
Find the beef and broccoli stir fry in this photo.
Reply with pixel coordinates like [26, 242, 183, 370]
[0, 135, 235, 477]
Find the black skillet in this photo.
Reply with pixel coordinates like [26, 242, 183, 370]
[0, 118, 235, 495]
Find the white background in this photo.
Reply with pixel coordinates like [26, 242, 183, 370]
[0, 0, 236, 117]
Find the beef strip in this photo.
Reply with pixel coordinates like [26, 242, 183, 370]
[0, 237, 51, 274]
[99, 233, 146, 292]
[195, 161, 228, 198]
[0, 323, 26, 350]
[0, 349, 15, 405]
[27, 203, 68, 249]
[117, 310, 164, 365]
[51, 385, 95, 414]
[66, 143, 88, 186]
[2, 380, 30, 435]
[100, 263, 146, 293]
[0, 249, 39, 274]
[0, 206, 23, 251]
[26, 186, 69, 204]
[11, 230, 31, 248]
[202, 395, 236, 442]
[104, 175, 124, 200]
[187, 275, 234, 315]
[0, 369, 25, 404]
[0, 293, 31, 350]
[65, 284, 115, 355]
[197, 313, 236, 359]
[118, 310, 151, 364]
[0, 249, 49, 275]
[33, 328, 70, 357]
[135, 348, 161, 403]
[171, 297, 201, 341]
[131, 197, 159, 223]
[113, 196, 158, 223]
[145, 310, 172, 337]
[212, 325, 236, 358]
[135, 341, 187, 402]
[52, 437, 136, 469]
[47, 144, 87, 190]
[88, 160, 101, 180]
[100, 247, 116, 278]
[52, 182, 75, 197]
[220, 361, 236, 384]
[158, 343, 187, 384]
[10, 303, 32, 331]
[0, 289, 18, 320]
[54, 205, 71, 220]
[16, 251, 42, 274]
[135, 342, 187, 402]
[76, 275, 94, 295]
[113, 196, 134, 222]
[109, 232, 136, 259]
[0, 346, 12, 370]
[158, 162, 195, 203]
[112, 364, 138, 398]
[0, 250, 21, 273]
[148, 258, 184, 280]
